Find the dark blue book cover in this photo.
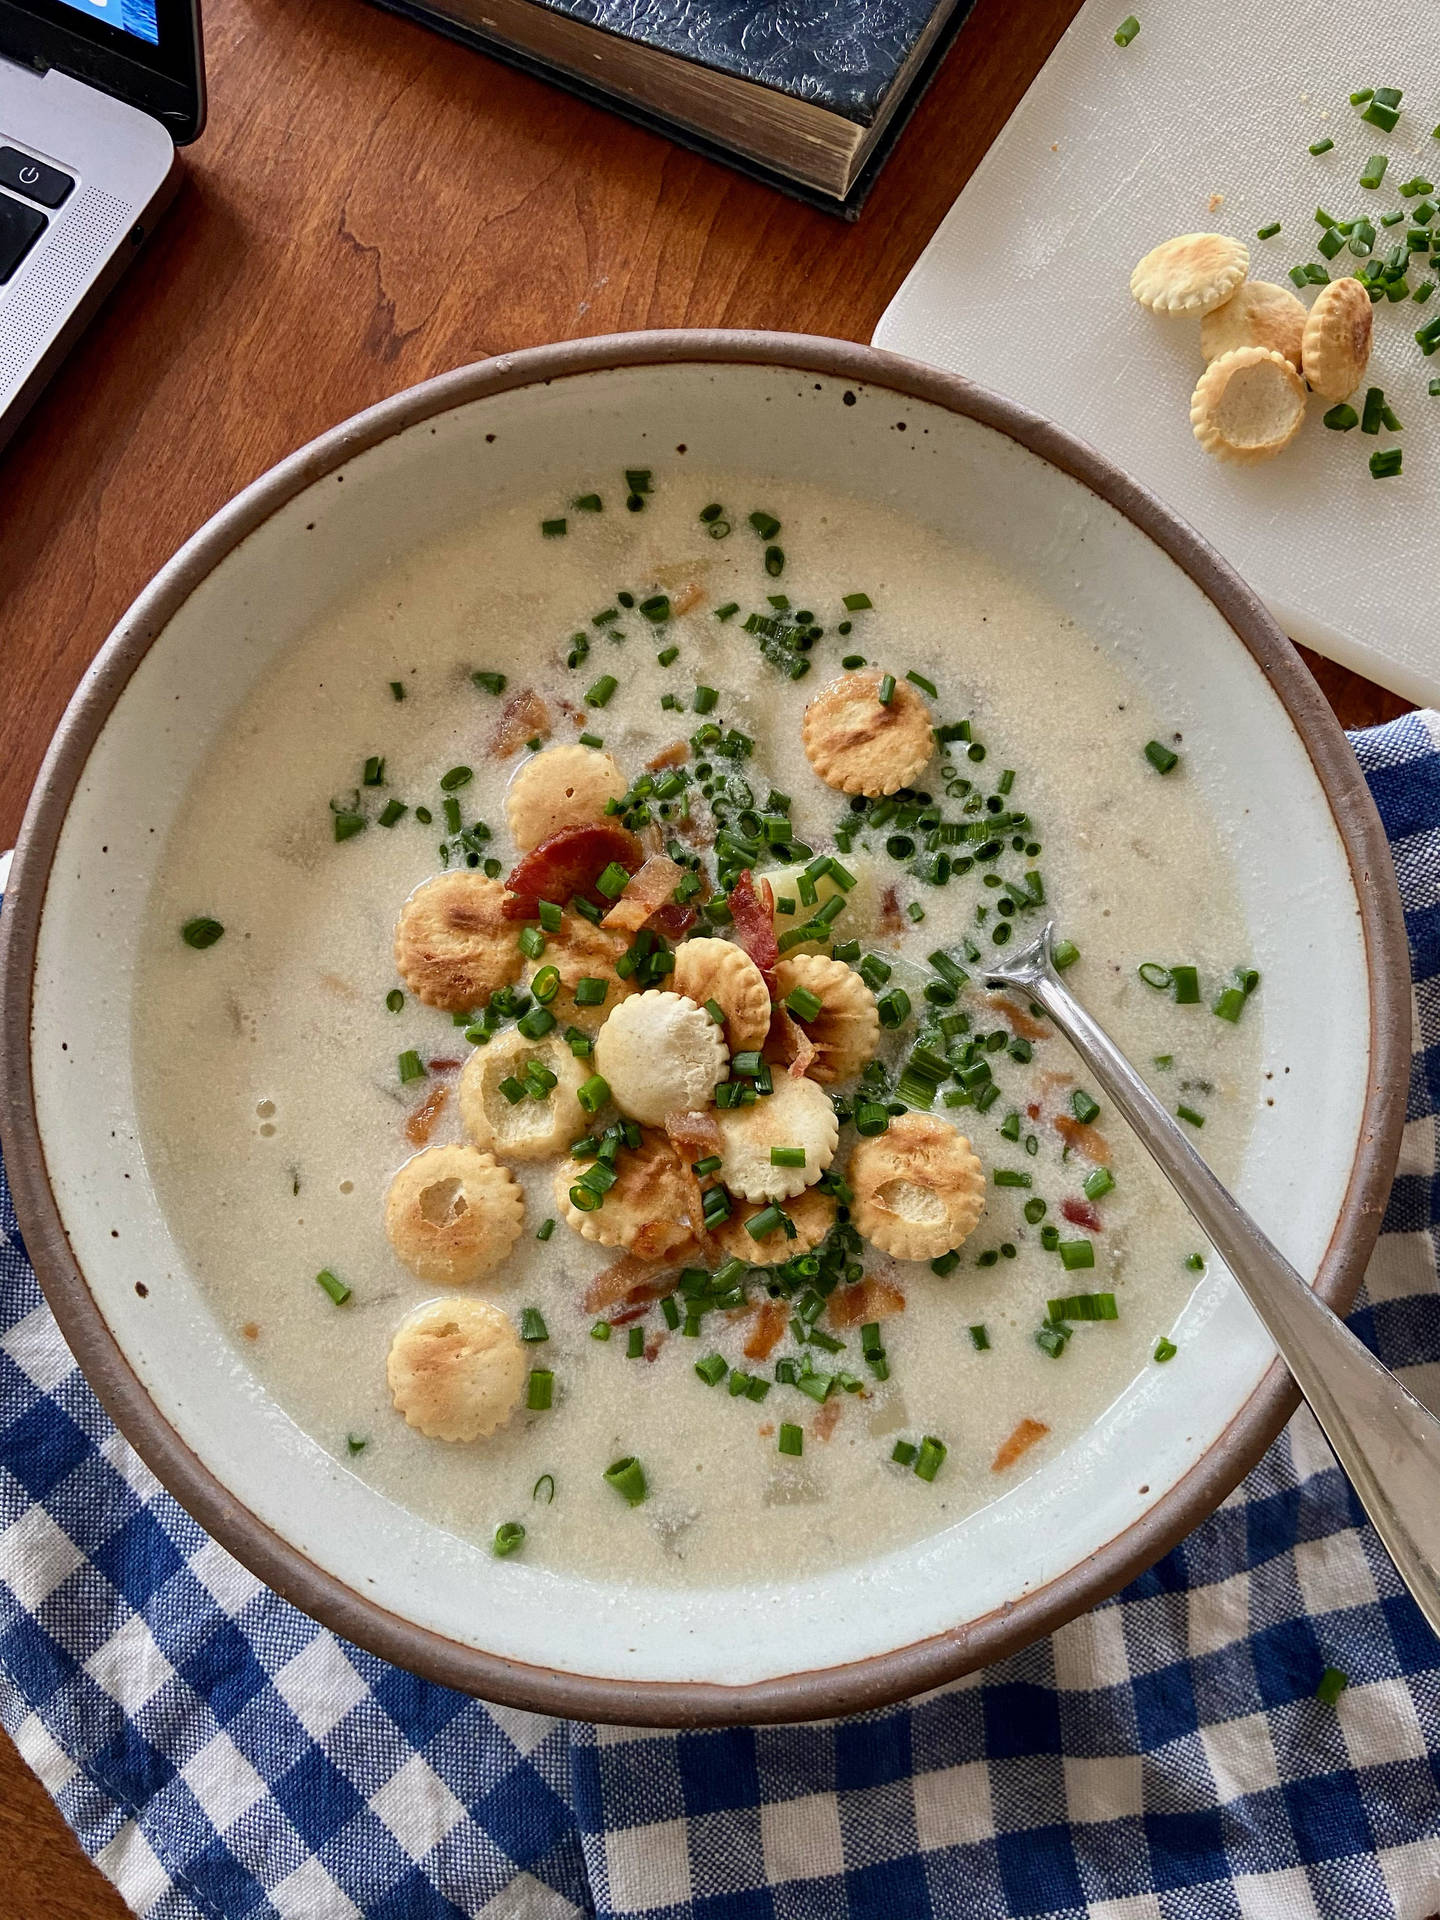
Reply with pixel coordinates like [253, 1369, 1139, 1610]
[531, 0, 951, 125]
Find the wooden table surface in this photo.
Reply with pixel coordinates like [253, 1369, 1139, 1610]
[0, 0, 1412, 1905]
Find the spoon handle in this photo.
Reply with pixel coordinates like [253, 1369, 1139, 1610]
[986, 926, 1440, 1641]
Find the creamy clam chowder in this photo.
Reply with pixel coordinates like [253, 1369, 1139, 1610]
[133, 468, 1262, 1585]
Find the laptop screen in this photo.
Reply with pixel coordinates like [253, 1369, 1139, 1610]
[50, 0, 157, 47]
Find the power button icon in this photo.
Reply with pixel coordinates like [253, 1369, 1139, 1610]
[0, 147, 74, 208]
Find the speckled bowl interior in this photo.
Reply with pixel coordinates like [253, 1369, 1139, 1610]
[0, 334, 1406, 1724]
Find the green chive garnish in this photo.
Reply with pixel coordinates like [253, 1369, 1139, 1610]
[1053, 939, 1080, 970]
[398, 1050, 425, 1084]
[1114, 13, 1139, 44]
[1048, 1290, 1116, 1321]
[472, 670, 507, 695]
[914, 1436, 947, 1481]
[1360, 154, 1388, 189]
[1256, 221, 1281, 239]
[877, 673, 896, 705]
[1315, 1666, 1348, 1705]
[1083, 1166, 1115, 1201]
[389, 680, 406, 700]
[770, 1146, 807, 1168]
[1057, 1240, 1096, 1272]
[906, 670, 938, 698]
[1153, 1337, 1178, 1363]
[1370, 448, 1403, 478]
[749, 510, 781, 539]
[315, 1267, 351, 1306]
[604, 1456, 648, 1504]
[526, 1369, 554, 1411]
[1309, 137, 1335, 155]
[586, 675, 618, 707]
[1144, 739, 1179, 774]
[1323, 403, 1359, 430]
[1177, 1104, 1205, 1127]
[181, 916, 224, 949]
[1071, 1089, 1100, 1125]
[541, 517, 567, 537]
[969, 1324, 990, 1350]
[577, 1074, 611, 1114]
[493, 1521, 526, 1557]
[520, 1308, 549, 1343]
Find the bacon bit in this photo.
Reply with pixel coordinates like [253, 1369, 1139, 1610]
[1061, 1197, 1103, 1232]
[992, 1417, 1050, 1473]
[644, 1333, 667, 1361]
[555, 696, 585, 728]
[765, 1004, 817, 1078]
[743, 1298, 790, 1362]
[728, 869, 779, 992]
[827, 1276, 906, 1329]
[489, 689, 551, 758]
[426, 1057, 462, 1073]
[988, 994, 1049, 1042]
[647, 740, 690, 771]
[811, 1398, 843, 1442]
[584, 1252, 679, 1315]
[1055, 1115, 1113, 1164]
[673, 811, 715, 849]
[608, 1299, 654, 1326]
[1026, 1102, 1041, 1121]
[650, 901, 700, 940]
[665, 1109, 723, 1163]
[670, 582, 705, 617]
[758, 1422, 775, 1438]
[242, 1321, 260, 1341]
[504, 822, 642, 918]
[404, 1084, 449, 1147]
[878, 885, 904, 937]
[602, 854, 686, 933]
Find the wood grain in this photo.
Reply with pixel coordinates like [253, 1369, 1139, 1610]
[0, 0, 1414, 1905]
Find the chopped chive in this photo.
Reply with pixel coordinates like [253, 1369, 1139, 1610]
[968, 1324, 990, 1351]
[574, 493, 602, 513]
[914, 1436, 947, 1481]
[715, 602, 739, 622]
[604, 1456, 648, 1504]
[625, 1325, 645, 1359]
[693, 685, 718, 713]
[1360, 154, 1388, 189]
[586, 675, 619, 708]
[1361, 100, 1399, 132]
[1153, 1337, 1178, 1363]
[891, 1440, 918, 1466]
[1071, 1089, 1100, 1125]
[765, 546, 785, 577]
[398, 1050, 425, 1084]
[1315, 1666, 1349, 1705]
[657, 646, 679, 667]
[472, 670, 507, 695]
[1323, 403, 1359, 430]
[492, 1521, 526, 1557]
[577, 1074, 610, 1114]
[1170, 964, 1200, 1004]
[1057, 1239, 1096, 1272]
[1370, 448, 1403, 478]
[695, 1353, 728, 1386]
[876, 673, 896, 706]
[1350, 88, 1373, 105]
[931, 1249, 961, 1276]
[315, 1267, 351, 1306]
[389, 680, 406, 701]
[386, 988, 404, 1013]
[993, 1169, 1032, 1188]
[1048, 1290, 1116, 1321]
[1114, 13, 1139, 43]
[590, 1320, 612, 1341]
[1256, 221, 1281, 239]
[541, 517, 567, 538]
[535, 1218, 556, 1243]
[1177, 1104, 1205, 1128]
[784, 986, 824, 1022]
[181, 916, 225, 949]
[1053, 939, 1079, 970]
[842, 592, 873, 611]
[770, 1146, 808, 1168]
[749, 510, 781, 539]
[1083, 1166, 1115, 1200]
[520, 1307, 549, 1343]
[778, 1423, 804, 1456]
[1144, 739, 1179, 774]
[745, 1205, 786, 1240]
[439, 765, 473, 792]
[333, 811, 365, 842]
[906, 670, 938, 699]
[526, 1369, 554, 1411]
[1309, 137, 1335, 155]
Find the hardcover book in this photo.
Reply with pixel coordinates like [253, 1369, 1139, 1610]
[367, 0, 978, 212]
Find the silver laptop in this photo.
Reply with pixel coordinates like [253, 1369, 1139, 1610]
[0, 0, 203, 452]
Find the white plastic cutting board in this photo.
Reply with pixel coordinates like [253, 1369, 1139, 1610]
[875, 0, 1440, 704]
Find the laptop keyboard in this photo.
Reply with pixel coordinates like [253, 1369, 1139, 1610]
[0, 142, 76, 284]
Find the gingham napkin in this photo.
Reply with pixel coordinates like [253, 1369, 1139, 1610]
[3, 713, 1440, 1920]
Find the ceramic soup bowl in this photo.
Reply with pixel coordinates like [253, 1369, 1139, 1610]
[0, 333, 1407, 1724]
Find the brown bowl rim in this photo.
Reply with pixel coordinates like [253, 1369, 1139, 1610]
[0, 329, 1410, 1726]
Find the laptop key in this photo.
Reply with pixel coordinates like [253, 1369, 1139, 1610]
[0, 194, 47, 283]
[0, 147, 73, 209]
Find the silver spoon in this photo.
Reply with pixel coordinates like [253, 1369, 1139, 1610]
[984, 923, 1440, 1640]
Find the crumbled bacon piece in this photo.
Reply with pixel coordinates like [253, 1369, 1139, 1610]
[827, 1276, 905, 1329]
[489, 689, 551, 758]
[649, 902, 699, 940]
[602, 854, 687, 933]
[584, 1252, 679, 1315]
[1055, 1115, 1112, 1164]
[878, 885, 904, 937]
[766, 1005, 818, 1079]
[426, 1058, 462, 1073]
[504, 822, 642, 918]
[992, 1417, 1050, 1473]
[647, 740, 689, 771]
[987, 994, 1049, 1042]
[811, 1398, 843, 1442]
[743, 1298, 790, 1362]
[665, 1109, 723, 1164]
[1061, 1198, 1103, 1232]
[728, 869, 779, 993]
[644, 1333, 666, 1362]
[404, 1084, 449, 1147]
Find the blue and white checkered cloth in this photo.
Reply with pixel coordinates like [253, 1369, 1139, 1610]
[4, 713, 1440, 1920]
